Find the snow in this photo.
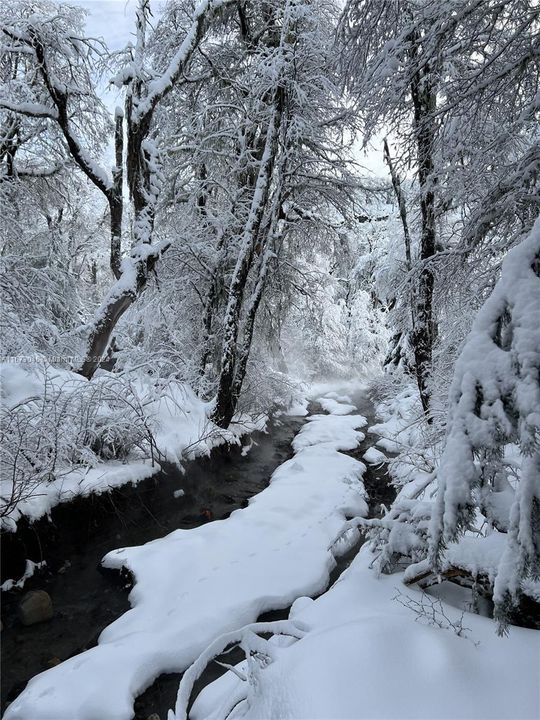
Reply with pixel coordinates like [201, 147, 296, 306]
[443, 532, 507, 584]
[92, 239, 171, 325]
[283, 396, 309, 416]
[133, 0, 235, 121]
[0, 363, 265, 531]
[369, 384, 422, 455]
[317, 396, 356, 415]
[1, 560, 46, 592]
[292, 413, 367, 453]
[185, 547, 540, 720]
[428, 218, 540, 619]
[321, 392, 352, 403]
[1, 460, 158, 533]
[362, 446, 387, 464]
[0, 97, 58, 119]
[4, 401, 368, 720]
[146, 379, 266, 465]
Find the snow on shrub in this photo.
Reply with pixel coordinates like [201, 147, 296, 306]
[428, 218, 540, 629]
[367, 220, 540, 631]
[0, 363, 157, 520]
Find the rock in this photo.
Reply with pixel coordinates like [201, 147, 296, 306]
[46, 657, 62, 668]
[17, 590, 53, 626]
[146, 714, 161, 720]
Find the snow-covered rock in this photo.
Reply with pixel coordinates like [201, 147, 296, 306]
[362, 447, 387, 464]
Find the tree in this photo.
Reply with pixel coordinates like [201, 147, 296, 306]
[1, 0, 236, 379]
[149, 0, 358, 427]
[340, 0, 540, 415]
[210, 0, 362, 426]
[428, 218, 540, 631]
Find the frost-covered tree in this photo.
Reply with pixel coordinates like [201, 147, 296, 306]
[428, 218, 540, 630]
[340, 0, 540, 415]
[206, 0, 359, 426]
[1, 0, 237, 379]
[0, 173, 102, 361]
[139, 0, 360, 426]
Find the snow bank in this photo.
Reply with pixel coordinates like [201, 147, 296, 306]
[293, 413, 367, 452]
[0, 363, 265, 530]
[317, 396, 356, 415]
[1, 460, 158, 533]
[4, 404, 368, 720]
[369, 384, 423, 454]
[187, 547, 540, 720]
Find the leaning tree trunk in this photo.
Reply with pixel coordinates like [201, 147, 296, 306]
[78, 241, 170, 379]
[78, 100, 161, 380]
[383, 137, 412, 270]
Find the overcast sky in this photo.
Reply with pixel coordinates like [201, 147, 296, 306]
[70, 0, 139, 50]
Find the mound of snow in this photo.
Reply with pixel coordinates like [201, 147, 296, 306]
[293, 413, 367, 453]
[317, 396, 356, 415]
[186, 548, 540, 720]
[362, 447, 387, 464]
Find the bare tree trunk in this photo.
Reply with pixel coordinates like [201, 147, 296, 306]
[382, 136, 415, 373]
[383, 136, 412, 270]
[109, 109, 124, 280]
[409, 45, 437, 418]
[229, 205, 281, 406]
[198, 230, 226, 387]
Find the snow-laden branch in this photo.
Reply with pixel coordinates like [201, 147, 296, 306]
[0, 98, 58, 120]
[172, 619, 307, 720]
[428, 216, 540, 628]
[133, 0, 235, 123]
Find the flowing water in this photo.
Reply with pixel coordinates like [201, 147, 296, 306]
[1, 388, 395, 719]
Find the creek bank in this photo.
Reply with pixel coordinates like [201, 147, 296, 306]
[1, 412, 304, 715]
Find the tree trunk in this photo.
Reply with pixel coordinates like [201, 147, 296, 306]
[198, 229, 227, 389]
[212, 100, 282, 428]
[230, 220, 278, 407]
[109, 109, 124, 280]
[383, 136, 412, 270]
[409, 47, 437, 418]
[78, 242, 169, 379]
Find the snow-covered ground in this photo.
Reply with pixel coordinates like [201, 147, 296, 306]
[4, 394, 368, 720]
[183, 546, 540, 720]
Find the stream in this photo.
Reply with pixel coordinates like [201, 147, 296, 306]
[1, 388, 395, 719]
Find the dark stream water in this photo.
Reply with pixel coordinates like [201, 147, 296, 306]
[1, 388, 395, 720]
